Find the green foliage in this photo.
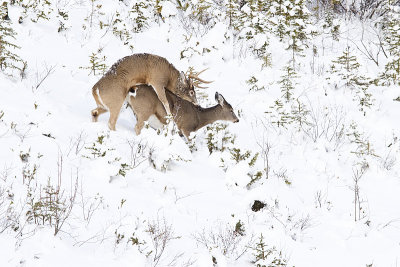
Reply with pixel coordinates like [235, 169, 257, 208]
[118, 163, 131, 177]
[347, 122, 378, 158]
[175, 0, 189, 11]
[266, 99, 292, 128]
[206, 122, 236, 154]
[22, 164, 37, 185]
[230, 148, 251, 163]
[25, 176, 77, 236]
[265, 65, 306, 130]
[247, 76, 265, 91]
[329, 47, 374, 115]
[17, 0, 54, 23]
[153, 0, 163, 19]
[268, 0, 312, 62]
[191, 0, 214, 26]
[255, 42, 272, 69]
[353, 77, 374, 116]
[130, 2, 148, 33]
[0, 2, 25, 77]
[248, 152, 259, 167]
[234, 220, 245, 236]
[80, 49, 107, 76]
[84, 134, 111, 158]
[252, 233, 289, 267]
[111, 11, 133, 48]
[114, 229, 125, 245]
[278, 64, 298, 102]
[253, 233, 268, 266]
[128, 232, 145, 246]
[247, 171, 263, 189]
[290, 98, 310, 131]
[322, 3, 340, 41]
[380, 5, 400, 85]
[57, 10, 69, 33]
[330, 46, 360, 87]
[225, 0, 241, 30]
[83, 0, 104, 29]
[229, 148, 259, 166]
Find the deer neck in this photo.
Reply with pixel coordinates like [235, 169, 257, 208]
[196, 105, 222, 131]
[167, 69, 180, 90]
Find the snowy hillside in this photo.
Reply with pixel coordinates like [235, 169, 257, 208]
[0, 1, 400, 266]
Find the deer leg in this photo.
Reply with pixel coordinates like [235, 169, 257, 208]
[182, 129, 191, 141]
[107, 100, 124, 131]
[135, 118, 145, 135]
[135, 112, 154, 135]
[91, 107, 107, 122]
[152, 84, 171, 114]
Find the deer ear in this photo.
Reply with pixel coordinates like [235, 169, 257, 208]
[215, 92, 225, 106]
[179, 71, 185, 83]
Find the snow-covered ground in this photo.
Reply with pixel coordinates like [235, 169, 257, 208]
[1, 1, 399, 266]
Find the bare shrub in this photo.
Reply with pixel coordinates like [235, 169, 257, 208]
[66, 131, 87, 157]
[192, 222, 254, 261]
[349, 23, 385, 66]
[351, 163, 368, 222]
[32, 63, 56, 92]
[253, 120, 274, 180]
[0, 163, 13, 182]
[301, 101, 346, 150]
[0, 185, 20, 233]
[12, 122, 33, 142]
[314, 190, 332, 210]
[273, 168, 291, 186]
[176, 2, 216, 38]
[77, 180, 103, 226]
[126, 138, 150, 168]
[381, 149, 396, 171]
[146, 216, 181, 267]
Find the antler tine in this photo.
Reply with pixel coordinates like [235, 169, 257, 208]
[192, 83, 209, 89]
[187, 67, 213, 84]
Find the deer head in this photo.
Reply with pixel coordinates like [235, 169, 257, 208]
[176, 68, 213, 105]
[215, 92, 239, 123]
[176, 71, 197, 104]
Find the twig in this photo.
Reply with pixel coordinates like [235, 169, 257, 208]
[33, 64, 56, 92]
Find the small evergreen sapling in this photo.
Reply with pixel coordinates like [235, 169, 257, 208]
[330, 46, 360, 88]
[252, 233, 289, 267]
[380, 5, 400, 85]
[278, 63, 298, 103]
[329, 47, 374, 115]
[268, 0, 312, 67]
[0, 2, 25, 77]
[80, 49, 107, 76]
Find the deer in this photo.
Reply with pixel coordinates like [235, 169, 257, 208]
[90, 53, 211, 130]
[127, 84, 239, 139]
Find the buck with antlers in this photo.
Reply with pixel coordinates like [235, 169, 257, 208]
[127, 84, 239, 139]
[91, 53, 211, 130]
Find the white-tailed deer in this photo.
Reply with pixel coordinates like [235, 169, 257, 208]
[91, 53, 211, 130]
[127, 84, 239, 138]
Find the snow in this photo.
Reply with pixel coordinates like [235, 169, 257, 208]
[1, 1, 400, 267]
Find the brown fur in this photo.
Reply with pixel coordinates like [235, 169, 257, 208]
[91, 53, 197, 130]
[127, 85, 239, 139]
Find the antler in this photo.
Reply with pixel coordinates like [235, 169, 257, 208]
[186, 67, 213, 89]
